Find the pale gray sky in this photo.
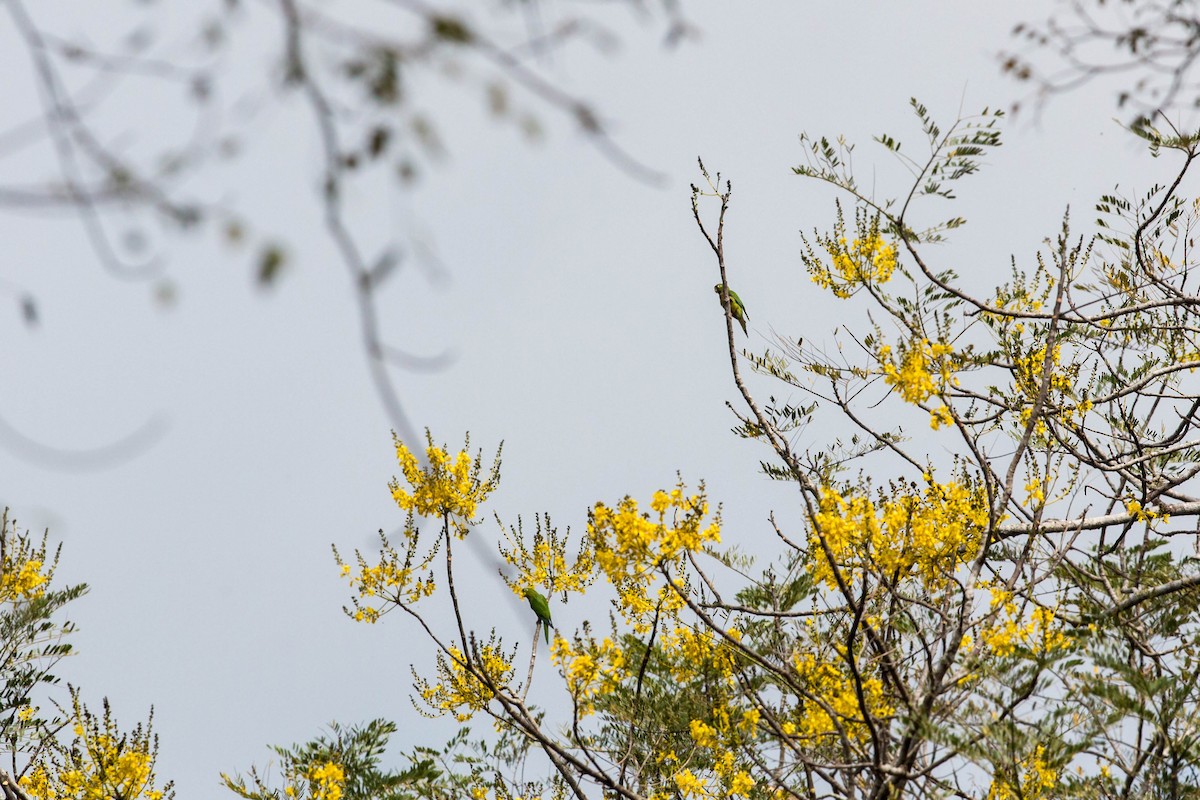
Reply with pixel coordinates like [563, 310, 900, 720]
[0, 2, 1167, 796]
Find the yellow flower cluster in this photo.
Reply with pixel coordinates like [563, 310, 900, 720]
[809, 478, 989, 590]
[1126, 498, 1168, 525]
[661, 626, 738, 685]
[987, 745, 1059, 800]
[810, 233, 899, 298]
[653, 750, 753, 800]
[659, 628, 765, 795]
[929, 405, 954, 430]
[550, 636, 628, 717]
[683, 712, 758, 798]
[788, 652, 893, 742]
[19, 768, 57, 800]
[1014, 345, 1072, 397]
[686, 703, 759, 748]
[1023, 476, 1046, 508]
[524, 540, 571, 591]
[339, 558, 435, 623]
[279, 761, 344, 800]
[1, 526, 54, 604]
[877, 338, 956, 404]
[336, 531, 437, 624]
[630, 625, 761, 797]
[979, 589, 1071, 657]
[500, 515, 596, 602]
[675, 756, 754, 800]
[672, 769, 709, 799]
[416, 644, 514, 722]
[1020, 469, 1073, 511]
[688, 719, 718, 748]
[389, 432, 500, 535]
[1012, 343, 1093, 430]
[588, 486, 720, 629]
[1, 557, 47, 602]
[726, 766, 755, 798]
[337, 432, 502, 623]
[308, 762, 345, 800]
[21, 735, 164, 800]
[983, 287, 1046, 330]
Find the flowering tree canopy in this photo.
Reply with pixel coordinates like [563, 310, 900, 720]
[308, 102, 1200, 800]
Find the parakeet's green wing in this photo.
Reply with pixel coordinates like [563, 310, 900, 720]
[524, 588, 553, 644]
[728, 290, 748, 334]
[727, 289, 747, 319]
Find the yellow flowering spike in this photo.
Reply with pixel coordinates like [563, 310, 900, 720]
[414, 641, 515, 721]
[788, 651, 893, 743]
[389, 431, 501, 535]
[550, 635, 628, 717]
[877, 337, 957, 405]
[1, 520, 57, 604]
[672, 769, 709, 799]
[809, 476, 988, 590]
[21, 693, 172, 800]
[978, 592, 1071, 658]
[804, 205, 899, 299]
[307, 762, 345, 800]
[334, 527, 438, 623]
[987, 745, 1059, 800]
[587, 482, 720, 629]
[499, 512, 596, 602]
[930, 404, 954, 430]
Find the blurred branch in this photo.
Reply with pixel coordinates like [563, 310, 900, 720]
[279, 0, 424, 449]
[1004, 0, 1200, 120]
[0, 409, 169, 473]
[1, 0, 688, 467]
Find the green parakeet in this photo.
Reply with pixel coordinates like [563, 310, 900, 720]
[523, 587, 553, 644]
[713, 284, 749, 335]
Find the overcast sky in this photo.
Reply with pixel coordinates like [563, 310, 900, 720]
[0, 1, 1171, 796]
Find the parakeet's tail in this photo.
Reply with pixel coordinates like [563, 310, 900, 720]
[542, 621, 550, 645]
[739, 317, 748, 336]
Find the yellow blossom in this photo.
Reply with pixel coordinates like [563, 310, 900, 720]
[552, 636, 629, 717]
[728, 771, 755, 797]
[789, 651, 892, 742]
[1024, 476, 1045, 508]
[988, 745, 1059, 800]
[930, 405, 954, 430]
[415, 643, 514, 722]
[588, 484, 720, 629]
[979, 590, 1070, 657]
[1126, 498, 1162, 524]
[1, 558, 47, 600]
[809, 477, 988, 589]
[689, 719, 718, 749]
[389, 432, 501, 533]
[308, 762, 345, 800]
[1, 528, 56, 604]
[809, 225, 899, 299]
[22, 698, 168, 800]
[674, 770, 709, 799]
[878, 338, 956, 405]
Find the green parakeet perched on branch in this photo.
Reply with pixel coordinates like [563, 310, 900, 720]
[523, 587, 553, 644]
[713, 284, 748, 335]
